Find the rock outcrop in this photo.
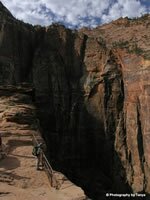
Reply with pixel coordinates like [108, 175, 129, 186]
[0, 2, 150, 199]
[0, 85, 85, 200]
[0, 2, 36, 84]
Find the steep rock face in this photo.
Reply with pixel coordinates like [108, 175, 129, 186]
[114, 51, 150, 193]
[0, 2, 150, 198]
[85, 16, 150, 194]
[0, 2, 35, 84]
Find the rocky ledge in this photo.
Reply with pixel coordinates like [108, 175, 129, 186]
[0, 2, 150, 199]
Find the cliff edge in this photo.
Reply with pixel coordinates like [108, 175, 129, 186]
[0, 2, 150, 199]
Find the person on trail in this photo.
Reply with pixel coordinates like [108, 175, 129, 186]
[33, 143, 44, 170]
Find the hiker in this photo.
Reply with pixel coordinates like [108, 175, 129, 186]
[32, 143, 44, 170]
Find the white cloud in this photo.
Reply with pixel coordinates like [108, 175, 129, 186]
[102, 0, 148, 23]
[1, 0, 149, 28]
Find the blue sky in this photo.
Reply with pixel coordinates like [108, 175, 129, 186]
[1, 0, 150, 28]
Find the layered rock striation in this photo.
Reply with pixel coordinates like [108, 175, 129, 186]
[0, 2, 150, 199]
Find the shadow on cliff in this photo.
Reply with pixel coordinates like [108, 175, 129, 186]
[32, 25, 134, 200]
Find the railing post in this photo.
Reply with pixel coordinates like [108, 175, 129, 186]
[32, 133, 60, 189]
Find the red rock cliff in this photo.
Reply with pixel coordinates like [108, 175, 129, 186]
[0, 2, 150, 198]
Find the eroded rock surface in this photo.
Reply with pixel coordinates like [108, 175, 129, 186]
[0, 2, 150, 199]
[0, 85, 85, 200]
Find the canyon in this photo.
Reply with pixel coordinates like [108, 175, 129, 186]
[0, 2, 150, 199]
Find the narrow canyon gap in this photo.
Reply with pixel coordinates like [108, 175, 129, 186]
[0, 2, 150, 199]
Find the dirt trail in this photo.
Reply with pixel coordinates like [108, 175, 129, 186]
[0, 90, 85, 200]
[0, 133, 85, 200]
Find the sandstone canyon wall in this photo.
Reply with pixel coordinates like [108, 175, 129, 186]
[0, 2, 150, 199]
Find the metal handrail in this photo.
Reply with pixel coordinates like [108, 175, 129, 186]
[43, 154, 53, 174]
[32, 133, 60, 189]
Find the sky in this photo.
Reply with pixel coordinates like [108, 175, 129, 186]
[1, 0, 150, 28]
